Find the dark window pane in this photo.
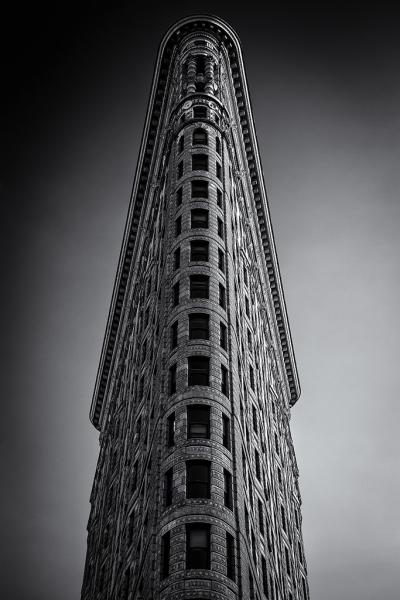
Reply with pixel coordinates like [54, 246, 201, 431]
[189, 313, 209, 340]
[192, 128, 208, 145]
[217, 217, 224, 238]
[221, 365, 229, 396]
[190, 275, 209, 299]
[167, 413, 175, 447]
[191, 180, 209, 198]
[193, 106, 207, 119]
[187, 405, 210, 439]
[191, 208, 209, 229]
[165, 468, 173, 506]
[161, 532, 170, 578]
[176, 187, 183, 206]
[190, 240, 209, 262]
[186, 460, 210, 498]
[179, 135, 184, 153]
[220, 322, 227, 349]
[169, 364, 177, 395]
[226, 532, 235, 580]
[218, 248, 225, 271]
[188, 356, 209, 386]
[186, 524, 210, 569]
[177, 161, 183, 179]
[219, 284, 226, 308]
[192, 153, 208, 171]
[171, 321, 178, 349]
[222, 414, 230, 449]
[216, 162, 222, 180]
[216, 137, 221, 155]
[175, 216, 182, 237]
[174, 247, 180, 270]
[217, 188, 223, 207]
[173, 282, 180, 306]
[224, 469, 233, 509]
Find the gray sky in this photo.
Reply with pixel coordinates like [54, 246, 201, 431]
[2, 3, 400, 599]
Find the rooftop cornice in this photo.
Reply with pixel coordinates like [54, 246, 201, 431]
[90, 15, 300, 430]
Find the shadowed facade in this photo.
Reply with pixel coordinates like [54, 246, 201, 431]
[81, 15, 309, 600]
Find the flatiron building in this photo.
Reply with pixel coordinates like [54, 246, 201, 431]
[81, 14, 309, 600]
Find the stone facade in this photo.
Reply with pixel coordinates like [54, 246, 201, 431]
[81, 15, 309, 600]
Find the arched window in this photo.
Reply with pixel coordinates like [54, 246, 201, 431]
[193, 128, 208, 146]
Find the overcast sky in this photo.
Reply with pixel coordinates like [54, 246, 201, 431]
[2, 3, 400, 599]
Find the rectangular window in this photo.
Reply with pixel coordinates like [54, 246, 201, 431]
[186, 524, 210, 569]
[222, 414, 231, 450]
[176, 187, 183, 206]
[193, 105, 208, 119]
[243, 266, 248, 286]
[161, 532, 170, 578]
[217, 188, 223, 207]
[216, 162, 222, 180]
[219, 283, 226, 309]
[178, 135, 184, 153]
[218, 248, 225, 271]
[189, 313, 209, 340]
[174, 247, 180, 270]
[193, 128, 207, 145]
[221, 364, 229, 396]
[187, 405, 210, 439]
[245, 295, 250, 316]
[191, 208, 209, 229]
[186, 460, 210, 498]
[191, 180, 209, 198]
[192, 153, 208, 171]
[177, 161, 183, 179]
[224, 469, 233, 509]
[173, 281, 180, 306]
[216, 137, 221, 155]
[217, 217, 224, 238]
[169, 364, 177, 395]
[175, 215, 182, 237]
[190, 240, 209, 262]
[167, 413, 175, 447]
[226, 532, 235, 581]
[170, 321, 178, 349]
[190, 275, 209, 299]
[220, 322, 227, 349]
[188, 356, 210, 386]
[165, 468, 173, 506]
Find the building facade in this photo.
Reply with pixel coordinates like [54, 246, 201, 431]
[81, 15, 309, 600]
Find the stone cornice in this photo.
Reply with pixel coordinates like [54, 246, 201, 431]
[90, 15, 300, 430]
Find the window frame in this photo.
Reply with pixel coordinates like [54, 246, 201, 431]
[186, 460, 211, 499]
[188, 356, 210, 387]
[187, 405, 210, 439]
[186, 524, 211, 570]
